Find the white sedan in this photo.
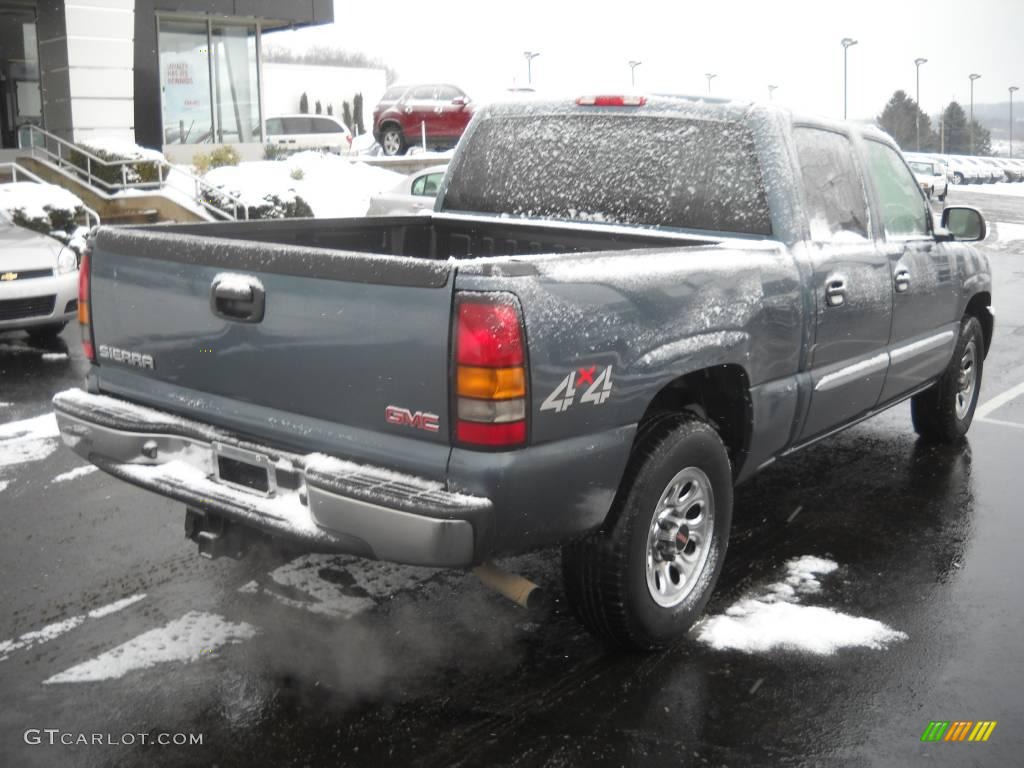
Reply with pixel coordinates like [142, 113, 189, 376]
[0, 208, 80, 339]
[366, 165, 447, 216]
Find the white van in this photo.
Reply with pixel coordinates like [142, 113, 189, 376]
[264, 115, 353, 155]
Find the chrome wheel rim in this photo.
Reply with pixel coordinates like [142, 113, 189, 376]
[645, 467, 715, 608]
[956, 339, 977, 420]
[382, 131, 401, 155]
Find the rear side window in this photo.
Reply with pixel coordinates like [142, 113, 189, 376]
[437, 86, 463, 101]
[793, 127, 870, 243]
[312, 118, 341, 134]
[443, 115, 772, 235]
[282, 117, 312, 134]
[409, 85, 437, 100]
[864, 141, 930, 239]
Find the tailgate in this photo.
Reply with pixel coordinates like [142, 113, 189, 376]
[87, 227, 455, 476]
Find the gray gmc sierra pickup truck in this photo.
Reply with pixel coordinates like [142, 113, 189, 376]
[54, 95, 993, 649]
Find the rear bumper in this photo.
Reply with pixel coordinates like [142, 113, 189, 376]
[52, 389, 487, 567]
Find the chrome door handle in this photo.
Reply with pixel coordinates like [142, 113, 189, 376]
[894, 268, 911, 293]
[825, 276, 847, 308]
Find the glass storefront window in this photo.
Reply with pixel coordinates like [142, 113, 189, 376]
[159, 20, 214, 144]
[211, 24, 260, 143]
[158, 18, 262, 146]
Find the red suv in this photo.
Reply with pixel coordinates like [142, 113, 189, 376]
[372, 84, 474, 156]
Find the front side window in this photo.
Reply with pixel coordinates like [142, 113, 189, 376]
[793, 127, 870, 243]
[409, 86, 436, 100]
[264, 118, 284, 135]
[313, 118, 341, 134]
[443, 114, 772, 235]
[865, 141, 930, 239]
[282, 117, 312, 134]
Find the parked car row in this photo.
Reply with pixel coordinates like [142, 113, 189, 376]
[906, 151, 1024, 185]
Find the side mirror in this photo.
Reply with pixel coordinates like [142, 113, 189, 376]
[941, 206, 987, 242]
[452, 96, 468, 107]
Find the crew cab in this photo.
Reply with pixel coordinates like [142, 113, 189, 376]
[55, 95, 993, 650]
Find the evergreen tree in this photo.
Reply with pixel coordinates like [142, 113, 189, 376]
[342, 102, 353, 131]
[353, 93, 365, 135]
[877, 90, 936, 151]
[299, 92, 309, 114]
[327, 104, 334, 116]
[315, 100, 323, 115]
[941, 102, 970, 154]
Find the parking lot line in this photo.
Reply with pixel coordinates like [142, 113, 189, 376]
[975, 381, 1024, 420]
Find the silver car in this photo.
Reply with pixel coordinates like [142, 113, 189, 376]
[366, 165, 447, 216]
[0, 209, 80, 339]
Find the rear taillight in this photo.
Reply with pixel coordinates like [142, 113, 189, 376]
[454, 293, 528, 448]
[78, 250, 94, 361]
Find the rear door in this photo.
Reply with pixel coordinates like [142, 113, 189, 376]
[862, 140, 957, 403]
[792, 126, 893, 441]
[401, 85, 441, 137]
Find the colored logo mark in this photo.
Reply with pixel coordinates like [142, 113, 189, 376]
[921, 721, 997, 742]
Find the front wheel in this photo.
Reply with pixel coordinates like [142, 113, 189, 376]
[561, 414, 733, 650]
[953, 172, 965, 185]
[380, 126, 405, 156]
[911, 316, 985, 442]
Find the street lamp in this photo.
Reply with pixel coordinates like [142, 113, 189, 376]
[768, 84, 778, 101]
[914, 58, 927, 151]
[841, 37, 858, 119]
[628, 60, 642, 88]
[969, 73, 981, 154]
[705, 73, 717, 95]
[523, 51, 540, 85]
[1011, 86, 1020, 159]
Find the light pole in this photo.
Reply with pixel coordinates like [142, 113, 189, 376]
[628, 60, 642, 88]
[523, 51, 540, 85]
[1011, 86, 1019, 159]
[705, 73, 717, 95]
[841, 37, 858, 119]
[914, 58, 927, 151]
[768, 84, 778, 101]
[969, 73, 981, 154]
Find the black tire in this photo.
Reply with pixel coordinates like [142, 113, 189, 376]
[380, 126, 406, 156]
[561, 414, 733, 650]
[938, 191, 946, 202]
[27, 322, 67, 341]
[911, 316, 984, 443]
[953, 172, 965, 185]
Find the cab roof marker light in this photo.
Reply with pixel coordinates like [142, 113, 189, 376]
[576, 95, 647, 107]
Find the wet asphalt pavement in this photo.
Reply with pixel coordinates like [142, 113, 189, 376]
[2, 187, 1023, 768]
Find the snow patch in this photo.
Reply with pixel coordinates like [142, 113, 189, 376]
[993, 221, 1024, 242]
[0, 181, 85, 226]
[694, 556, 907, 655]
[0, 412, 60, 472]
[41, 352, 68, 362]
[958, 183, 1024, 198]
[0, 593, 145, 662]
[52, 465, 98, 484]
[44, 611, 256, 683]
[0, 480, 8, 493]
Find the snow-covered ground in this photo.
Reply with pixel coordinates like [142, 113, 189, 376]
[201, 152, 404, 218]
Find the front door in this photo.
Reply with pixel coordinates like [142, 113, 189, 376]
[792, 126, 893, 441]
[862, 140, 958, 403]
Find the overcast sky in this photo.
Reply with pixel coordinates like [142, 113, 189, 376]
[267, 0, 1023, 120]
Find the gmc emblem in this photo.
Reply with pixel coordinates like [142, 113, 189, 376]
[385, 406, 440, 433]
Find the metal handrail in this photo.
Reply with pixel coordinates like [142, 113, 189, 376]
[18, 125, 249, 221]
[0, 161, 101, 229]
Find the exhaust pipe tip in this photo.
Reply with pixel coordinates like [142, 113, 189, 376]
[473, 560, 549, 616]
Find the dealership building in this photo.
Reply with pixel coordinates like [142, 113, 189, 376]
[0, 0, 344, 153]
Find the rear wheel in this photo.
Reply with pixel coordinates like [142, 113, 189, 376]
[911, 316, 984, 442]
[953, 172, 965, 185]
[561, 414, 733, 650]
[380, 126, 405, 156]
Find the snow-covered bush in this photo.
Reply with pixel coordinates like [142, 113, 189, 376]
[71, 139, 165, 188]
[0, 181, 87, 239]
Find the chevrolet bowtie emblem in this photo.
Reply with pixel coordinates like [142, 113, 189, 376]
[0, 272, 18, 281]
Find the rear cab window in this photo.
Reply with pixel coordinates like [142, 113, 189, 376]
[442, 114, 772, 236]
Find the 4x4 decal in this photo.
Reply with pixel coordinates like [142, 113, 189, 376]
[540, 366, 614, 413]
